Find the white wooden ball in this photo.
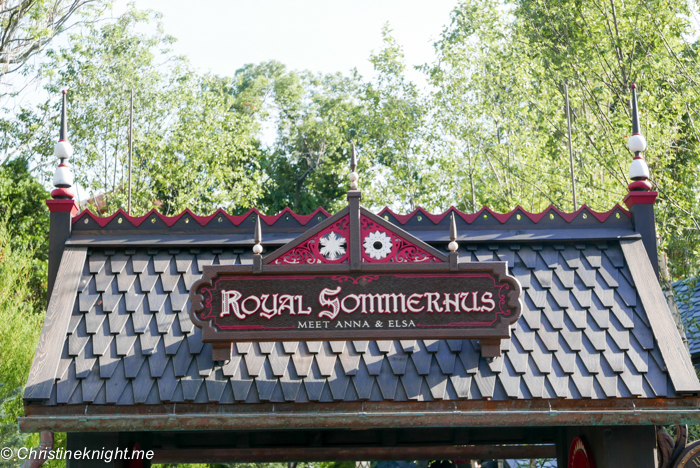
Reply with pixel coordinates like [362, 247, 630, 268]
[629, 158, 650, 180]
[628, 134, 647, 153]
[53, 165, 73, 187]
[54, 140, 73, 160]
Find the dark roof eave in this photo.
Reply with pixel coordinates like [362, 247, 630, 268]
[64, 229, 641, 248]
[20, 397, 700, 433]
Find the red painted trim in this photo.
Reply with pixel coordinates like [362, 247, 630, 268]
[378, 204, 630, 225]
[72, 203, 630, 228]
[360, 216, 443, 263]
[46, 199, 79, 215]
[50, 187, 75, 199]
[628, 180, 652, 191]
[217, 325, 296, 330]
[272, 215, 350, 265]
[623, 191, 658, 208]
[72, 206, 332, 227]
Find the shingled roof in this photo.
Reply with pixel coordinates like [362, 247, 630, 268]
[673, 278, 700, 361]
[21, 203, 699, 417]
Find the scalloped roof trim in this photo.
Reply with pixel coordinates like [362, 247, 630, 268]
[72, 204, 630, 228]
[72, 206, 332, 228]
[377, 204, 631, 225]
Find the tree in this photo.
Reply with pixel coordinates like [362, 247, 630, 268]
[358, 25, 430, 212]
[261, 68, 362, 214]
[425, 0, 700, 278]
[25, 8, 265, 215]
[0, 0, 107, 88]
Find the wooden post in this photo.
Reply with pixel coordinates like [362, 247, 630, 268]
[630, 203, 659, 278]
[348, 144, 362, 271]
[47, 90, 79, 301]
[348, 190, 361, 271]
[46, 207, 75, 301]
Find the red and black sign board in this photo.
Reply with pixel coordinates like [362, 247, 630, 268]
[191, 264, 520, 339]
[189, 192, 522, 360]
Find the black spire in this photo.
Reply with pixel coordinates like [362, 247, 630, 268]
[631, 84, 640, 136]
[59, 90, 67, 141]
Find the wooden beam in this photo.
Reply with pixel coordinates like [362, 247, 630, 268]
[621, 239, 700, 393]
[24, 247, 87, 401]
[348, 191, 361, 270]
[20, 399, 700, 432]
[152, 444, 557, 463]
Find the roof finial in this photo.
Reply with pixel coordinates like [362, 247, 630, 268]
[59, 89, 67, 142]
[349, 143, 359, 190]
[253, 215, 263, 254]
[448, 213, 458, 252]
[628, 84, 652, 192]
[51, 90, 75, 200]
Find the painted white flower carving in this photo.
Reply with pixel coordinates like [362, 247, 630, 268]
[363, 231, 393, 260]
[319, 231, 346, 260]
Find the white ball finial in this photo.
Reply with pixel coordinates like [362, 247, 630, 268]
[53, 163, 74, 187]
[349, 171, 358, 190]
[629, 158, 650, 180]
[628, 134, 647, 153]
[448, 241, 458, 252]
[54, 140, 74, 160]
[253, 244, 263, 254]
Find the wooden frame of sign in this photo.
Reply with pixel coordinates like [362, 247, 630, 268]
[190, 191, 523, 361]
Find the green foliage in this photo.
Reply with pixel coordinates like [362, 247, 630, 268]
[2, 2, 700, 466]
[0, 215, 44, 462]
[316, 462, 355, 468]
[359, 25, 429, 211]
[262, 69, 362, 214]
[0, 0, 109, 83]
[423, 0, 700, 279]
[0, 159, 49, 311]
[151, 463, 287, 468]
[32, 8, 264, 216]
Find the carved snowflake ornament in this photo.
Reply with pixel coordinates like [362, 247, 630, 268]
[363, 231, 393, 260]
[319, 231, 347, 260]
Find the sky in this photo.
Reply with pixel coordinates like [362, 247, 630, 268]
[113, 0, 460, 85]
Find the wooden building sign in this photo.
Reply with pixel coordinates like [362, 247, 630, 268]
[190, 192, 522, 360]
